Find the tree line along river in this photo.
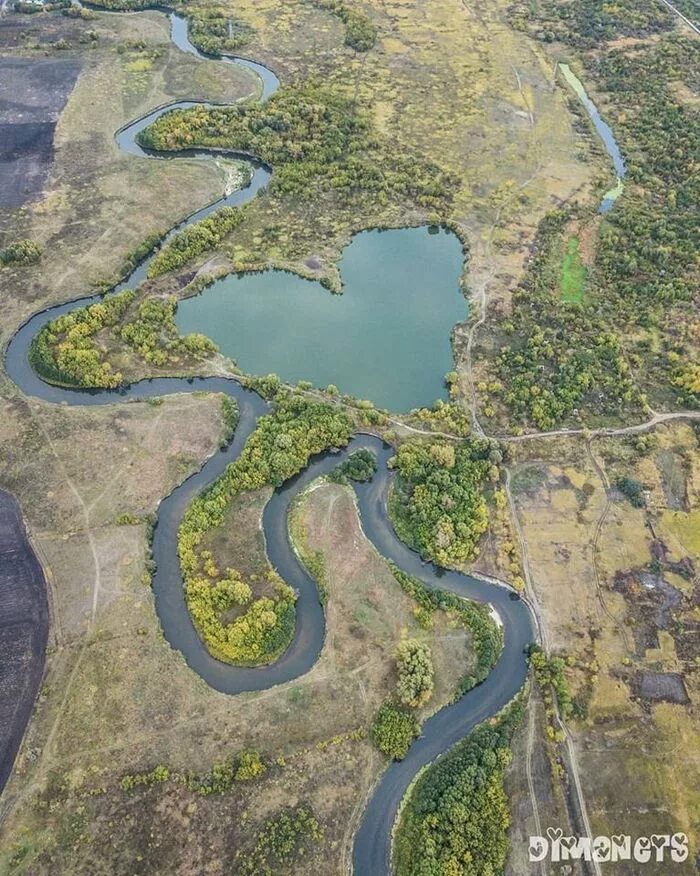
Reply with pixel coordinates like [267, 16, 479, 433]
[11, 7, 645, 869]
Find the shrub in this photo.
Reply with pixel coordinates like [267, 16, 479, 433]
[395, 639, 434, 708]
[235, 806, 323, 874]
[370, 703, 419, 760]
[0, 239, 42, 266]
[311, 0, 377, 51]
[234, 750, 267, 781]
[615, 476, 646, 508]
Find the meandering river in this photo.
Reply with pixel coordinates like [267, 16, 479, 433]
[4, 11, 536, 873]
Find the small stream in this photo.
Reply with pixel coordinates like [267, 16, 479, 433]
[560, 63, 626, 213]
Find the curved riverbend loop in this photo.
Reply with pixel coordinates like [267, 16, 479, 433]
[4, 11, 537, 873]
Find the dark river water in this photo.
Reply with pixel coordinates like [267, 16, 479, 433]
[2, 9, 537, 874]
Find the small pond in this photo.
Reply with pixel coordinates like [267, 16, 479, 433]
[175, 226, 467, 412]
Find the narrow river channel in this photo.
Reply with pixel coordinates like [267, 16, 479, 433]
[4, 10, 538, 873]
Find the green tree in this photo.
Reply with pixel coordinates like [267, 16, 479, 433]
[395, 639, 434, 707]
[370, 703, 419, 760]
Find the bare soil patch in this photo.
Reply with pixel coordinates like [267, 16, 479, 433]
[0, 490, 48, 794]
[0, 57, 81, 208]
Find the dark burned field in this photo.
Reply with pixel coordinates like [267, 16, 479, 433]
[0, 490, 48, 794]
[0, 56, 80, 208]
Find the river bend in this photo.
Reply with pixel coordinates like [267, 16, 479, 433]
[3, 11, 536, 873]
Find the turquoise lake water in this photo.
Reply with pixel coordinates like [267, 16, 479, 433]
[175, 226, 466, 412]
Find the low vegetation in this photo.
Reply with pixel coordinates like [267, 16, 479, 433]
[560, 236, 586, 304]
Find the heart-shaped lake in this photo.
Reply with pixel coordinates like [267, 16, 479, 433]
[175, 226, 467, 412]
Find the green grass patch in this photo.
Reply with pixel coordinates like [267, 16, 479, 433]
[560, 235, 586, 304]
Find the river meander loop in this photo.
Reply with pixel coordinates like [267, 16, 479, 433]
[4, 11, 537, 873]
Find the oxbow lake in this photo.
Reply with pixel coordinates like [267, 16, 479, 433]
[176, 226, 467, 412]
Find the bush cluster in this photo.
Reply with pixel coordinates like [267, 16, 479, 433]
[0, 239, 42, 266]
[370, 703, 419, 760]
[389, 439, 496, 567]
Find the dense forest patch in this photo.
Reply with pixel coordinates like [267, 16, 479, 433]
[388, 439, 498, 567]
[482, 16, 699, 429]
[513, 0, 674, 46]
[139, 81, 454, 213]
[490, 210, 641, 430]
[394, 700, 523, 876]
[30, 290, 217, 387]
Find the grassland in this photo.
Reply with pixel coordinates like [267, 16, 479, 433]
[1, 0, 697, 872]
[505, 422, 699, 871]
[560, 235, 586, 303]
